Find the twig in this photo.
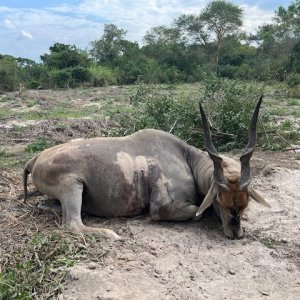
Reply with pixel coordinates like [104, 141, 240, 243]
[262, 122, 271, 149]
[275, 131, 297, 153]
[211, 130, 236, 137]
[169, 120, 178, 133]
[44, 240, 61, 260]
[282, 147, 300, 152]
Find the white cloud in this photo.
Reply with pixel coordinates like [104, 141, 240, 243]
[0, 1, 277, 60]
[21, 29, 33, 39]
[4, 19, 15, 28]
[48, 0, 209, 43]
[241, 4, 274, 33]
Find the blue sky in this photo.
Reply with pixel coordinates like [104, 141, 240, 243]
[0, 0, 292, 61]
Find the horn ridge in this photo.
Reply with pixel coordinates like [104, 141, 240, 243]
[199, 102, 229, 191]
[199, 102, 218, 156]
[239, 95, 263, 190]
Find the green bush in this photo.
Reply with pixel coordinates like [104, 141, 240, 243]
[71, 66, 91, 84]
[48, 69, 71, 88]
[0, 56, 20, 91]
[201, 75, 265, 151]
[89, 65, 117, 86]
[286, 73, 300, 87]
[112, 82, 201, 146]
[288, 85, 300, 98]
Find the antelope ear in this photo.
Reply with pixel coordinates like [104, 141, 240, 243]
[249, 187, 270, 207]
[196, 184, 218, 216]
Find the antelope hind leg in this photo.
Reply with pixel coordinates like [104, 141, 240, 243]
[58, 178, 121, 240]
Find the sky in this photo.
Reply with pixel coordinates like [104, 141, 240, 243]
[0, 0, 292, 61]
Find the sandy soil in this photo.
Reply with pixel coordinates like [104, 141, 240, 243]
[59, 152, 300, 300]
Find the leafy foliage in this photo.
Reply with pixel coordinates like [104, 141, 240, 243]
[201, 76, 265, 151]
[110, 81, 201, 146]
[0, 55, 19, 91]
[41, 43, 90, 70]
[89, 65, 117, 86]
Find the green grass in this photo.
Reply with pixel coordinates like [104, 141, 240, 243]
[25, 99, 39, 108]
[0, 152, 29, 168]
[0, 150, 15, 158]
[0, 150, 25, 168]
[0, 95, 14, 102]
[0, 232, 109, 299]
[0, 108, 18, 118]
[22, 103, 102, 120]
[25, 138, 57, 154]
[279, 120, 294, 130]
[288, 98, 300, 106]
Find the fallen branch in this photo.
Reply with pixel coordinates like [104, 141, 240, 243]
[282, 147, 300, 152]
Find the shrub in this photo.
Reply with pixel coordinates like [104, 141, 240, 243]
[286, 72, 300, 87]
[89, 65, 117, 86]
[113, 82, 201, 146]
[0, 56, 20, 91]
[201, 75, 265, 151]
[71, 66, 91, 84]
[48, 69, 71, 88]
[288, 85, 300, 99]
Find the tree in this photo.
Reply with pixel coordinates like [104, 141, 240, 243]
[142, 26, 187, 81]
[41, 43, 90, 69]
[144, 26, 181, 45]
[251, 0, 300, 80]
[90, 24, 127, 67]
[0, 55, 20, 91]
[175, 14, 209, 46]
[275, 0, 300, 39]
[201, 0, 242, 73]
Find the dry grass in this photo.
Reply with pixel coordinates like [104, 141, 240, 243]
[0, 168, 111, 298]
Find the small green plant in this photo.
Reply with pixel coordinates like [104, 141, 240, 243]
[26, 99, 39, 108]
[286, 73, 300, 87]
[253, 230, 281, 249]
[280, 119, 294, 130]
[288, 85, 300, 99]
[129, 78, 153, 106]
[25, 138, 56, 153]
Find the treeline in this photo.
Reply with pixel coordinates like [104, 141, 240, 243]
[0, 0, 299, 92]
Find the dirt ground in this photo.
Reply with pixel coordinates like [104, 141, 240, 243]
[57, 151, 300, 300]
[0, 88, 299, 299]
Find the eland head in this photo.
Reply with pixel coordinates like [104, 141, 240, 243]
[196, 96, 270, 239]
